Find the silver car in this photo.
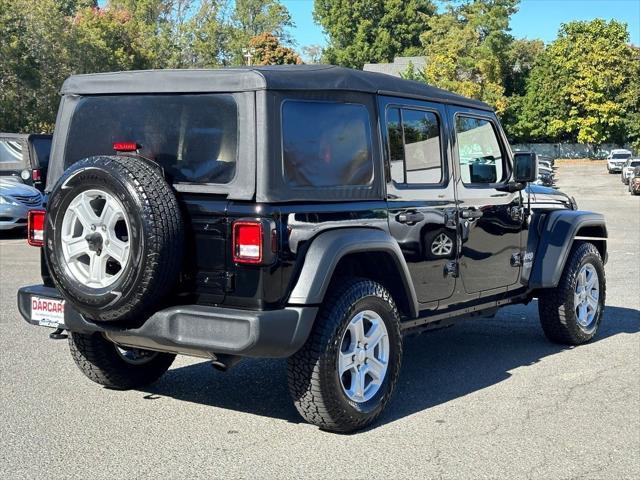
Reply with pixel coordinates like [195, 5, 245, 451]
[621, 158, 640, 185]
[0, 177, 43, 231]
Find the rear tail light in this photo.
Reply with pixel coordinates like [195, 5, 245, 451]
[113, 142, 139, 152]
[32, 169, 42, 182]
[232, 220, 263, 264]
[27, 209, 46, 247]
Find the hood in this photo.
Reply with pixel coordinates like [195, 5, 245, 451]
[0, 177, 41, 198]
[527, 184, 574, 210]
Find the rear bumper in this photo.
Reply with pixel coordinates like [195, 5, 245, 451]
[17, 285, 317, 358]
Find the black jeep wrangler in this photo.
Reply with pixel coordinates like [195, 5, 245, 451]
[18, 66, 607, 433]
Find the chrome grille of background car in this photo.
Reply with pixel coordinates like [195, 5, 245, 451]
[12, 193, 42, 207]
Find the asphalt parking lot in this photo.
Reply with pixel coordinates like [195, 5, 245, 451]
[1, 162, 638, 479]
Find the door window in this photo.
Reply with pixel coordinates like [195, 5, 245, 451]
[455, 116, 506, 184]
[387, 107, 443, 185]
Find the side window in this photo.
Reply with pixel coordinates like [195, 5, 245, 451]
[387, 108, 404, 184]
[455, 116, 505, 184]
[386, 107, 443, 185]
[282, 100, 373, 188]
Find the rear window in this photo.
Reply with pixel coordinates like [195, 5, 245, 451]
[0, 139, 25, 169]
[65, 94, 238, 184]
[282, 100, 373, 187]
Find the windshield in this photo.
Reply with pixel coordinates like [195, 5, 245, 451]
[65, 94, 238, 184]
[629, 160, 640, 167]
[612, 153, 631, 159]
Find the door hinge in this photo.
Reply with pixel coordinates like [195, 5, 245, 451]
[445, 261, 459, 278]
[510, 253, 522, 267]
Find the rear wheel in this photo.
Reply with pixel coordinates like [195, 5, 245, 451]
[287, 278, 402, 433]
[538, 242, 605, 345]
[69, 332, 175, 389]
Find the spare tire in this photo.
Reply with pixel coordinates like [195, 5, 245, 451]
[44, 155, 184, 323]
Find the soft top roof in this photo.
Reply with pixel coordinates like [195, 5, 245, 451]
[60, 65, 492, 111]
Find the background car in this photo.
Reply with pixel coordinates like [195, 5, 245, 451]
[537, 154, 554, 167]
[629, 166, 640, 195]
[621, 158, 640, 184]
[0, 133, 52, 192]
[606, 148, 632, 173]
[534, 161, 555, 187]
[0, 177, 44, 231]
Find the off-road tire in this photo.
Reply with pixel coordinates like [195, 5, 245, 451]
[538, 242, 605, 345]
[45, 155, 184, 323]
[287, 278, 402, 433]
[69, 332, 175, 389]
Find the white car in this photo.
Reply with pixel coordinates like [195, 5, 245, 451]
[0, 177, 43, 231]
[621, 158, 640, 185]
[606, 149, 632, 173]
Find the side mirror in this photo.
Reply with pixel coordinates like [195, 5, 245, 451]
[513, 152, 538, 183]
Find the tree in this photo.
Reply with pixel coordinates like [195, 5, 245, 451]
[248, 32, 302, 65]
[512, 19, 638, 146]
[411, 0, 519, 114]
[0, 0, 72, 132]
[107, 0, 191, 68]
[302, 44, 323, 64]
[314, 0, 436, 69]
[57, 0, 97, 16]
[188, 0, 233, 67]
[70, 6, 152, 73]
[228, 0, 293, 64]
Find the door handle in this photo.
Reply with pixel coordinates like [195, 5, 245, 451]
[460, 209, 483, 220]
[397, 211, 425, 224]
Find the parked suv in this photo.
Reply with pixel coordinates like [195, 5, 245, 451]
[18, 66, 607, 432]
[606, 149, 632, 173]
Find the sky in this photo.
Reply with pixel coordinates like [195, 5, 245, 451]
[284, 0, 640, 49]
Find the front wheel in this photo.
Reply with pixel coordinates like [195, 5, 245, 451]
[69, 332, 175, 389]
[287, 278, 402, 433]
[538, 242, 605, 345]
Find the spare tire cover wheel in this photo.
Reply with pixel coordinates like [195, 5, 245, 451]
[45, 156, 184, 323]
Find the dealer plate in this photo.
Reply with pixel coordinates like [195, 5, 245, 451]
[31, 296, 65, 328]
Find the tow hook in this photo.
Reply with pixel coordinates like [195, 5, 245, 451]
[49, 328, 68, 340]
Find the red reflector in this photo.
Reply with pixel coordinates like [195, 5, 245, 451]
[32, 169, 41, 182]
[232, 221, 263, 264]
[113, 142, 138, 152]
[28, 209, 46, 247]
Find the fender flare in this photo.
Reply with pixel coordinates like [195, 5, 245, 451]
[529, 210, 607, 289]
[288, 228, 419, 318]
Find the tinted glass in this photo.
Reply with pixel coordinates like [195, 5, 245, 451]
[456, 116, 504, 184]
[387, 108, 404, 183]
[402, 110, 442, 184]
[282, 101, 373, 187]
[66, 94, 238, 184]
[0, 140, 24, 167]
[612, 153, 631, 159]
[630, 160, 640, 167]
[31, 137, 52, 168]
[387, 108, 443, 184]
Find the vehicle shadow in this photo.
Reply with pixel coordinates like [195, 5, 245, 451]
[0, 228, 27, 240]
[138, 302, 639, 428]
